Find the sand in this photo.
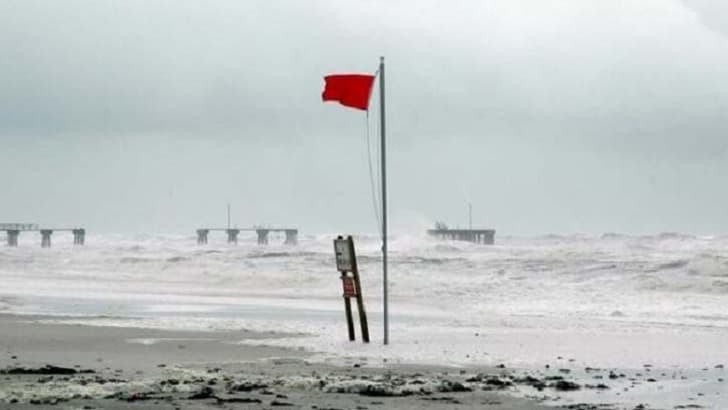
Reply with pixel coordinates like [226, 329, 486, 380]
[0, 314, 551, 409]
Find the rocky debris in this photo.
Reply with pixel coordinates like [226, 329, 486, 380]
[228, 381, 269, 392]
[513, 375, 547, 390]
[545, 375, 565, 381]
[482, 376, 513, 389]
[561, 404, 617, 410]
[271, 399, 295, 406]
[1, 365, 94, 375]
[187, 386, 215, 400]
[437, 380, 471, 393]
[215, 397, 262, 404]
[552, 380, 581, 391]
[422, 396, 462, 404]
[3, 362, 699, 409]
[584, 383, 609, 390]
[105, 391, 169, 402]
[28, 397, 69, 405]
[359, 384, 411, 397]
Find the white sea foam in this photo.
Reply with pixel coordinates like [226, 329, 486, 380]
[1, 232, 727, 369]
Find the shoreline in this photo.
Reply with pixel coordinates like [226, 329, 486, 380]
[0, 313, 548, 409]
[1, 314, 724, 409]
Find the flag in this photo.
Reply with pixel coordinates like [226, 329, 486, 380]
[322, 74, 375, 111]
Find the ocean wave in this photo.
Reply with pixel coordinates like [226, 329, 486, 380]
[653, 260, 690, 271]
[2, 231, 727, 333]
[654, 232, 697, 241]
[248, 251, 319, 259]
[600, 232, 629, 240]
[119, 256, 153, 264]
[710, 280, 728, 293]
[194, 249, 223, 255]
[398, 256, 470, 265]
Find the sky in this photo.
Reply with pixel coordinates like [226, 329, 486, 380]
[2, 0, 728, 235]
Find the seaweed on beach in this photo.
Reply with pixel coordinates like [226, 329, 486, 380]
[0, 365, 94, 375]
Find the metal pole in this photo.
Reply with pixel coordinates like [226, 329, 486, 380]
[379, 56, 389, 345]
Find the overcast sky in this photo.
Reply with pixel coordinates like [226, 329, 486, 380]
[2, 0, 728, 235]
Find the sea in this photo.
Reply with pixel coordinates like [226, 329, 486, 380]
[1, 231, 727, 406]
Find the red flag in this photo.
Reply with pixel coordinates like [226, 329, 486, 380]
[322, 74, 375, 111]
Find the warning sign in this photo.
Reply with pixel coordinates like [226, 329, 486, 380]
[342, 276, 356, 298]
[333, 235, 369, 343]
[334, 237, 353, 272]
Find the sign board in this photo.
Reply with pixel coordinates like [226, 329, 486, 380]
[332, 235, 369, 343]
[334, 237, 353, 272]
[342, 276, 356, 297]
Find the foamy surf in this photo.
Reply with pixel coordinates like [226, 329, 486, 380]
[0, 232, 727, 370]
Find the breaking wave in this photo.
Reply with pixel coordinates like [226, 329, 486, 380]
[0, 231, 727, 331]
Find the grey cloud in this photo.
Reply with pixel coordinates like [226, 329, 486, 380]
[2, 0, 728, 234]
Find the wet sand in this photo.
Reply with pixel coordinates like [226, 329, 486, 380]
[0, 314, 724, 409]
[0, 314, 550, 409]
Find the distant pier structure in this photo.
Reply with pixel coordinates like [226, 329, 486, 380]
[2, 223, 86, 248]
[427, 222, 495, 245]
[196, 227, 298, 245]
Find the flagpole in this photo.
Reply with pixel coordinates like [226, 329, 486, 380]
[379, 56, 389, 345]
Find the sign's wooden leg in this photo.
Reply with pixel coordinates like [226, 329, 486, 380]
[344, 290, 356, 341]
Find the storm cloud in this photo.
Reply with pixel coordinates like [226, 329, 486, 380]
[2, 0, 728, 235]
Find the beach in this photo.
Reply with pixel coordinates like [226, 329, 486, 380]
[0, 233, 727, 409]
[0, 314, 553, 409]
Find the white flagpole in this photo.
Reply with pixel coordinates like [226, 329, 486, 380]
[379, 56, 389, 345]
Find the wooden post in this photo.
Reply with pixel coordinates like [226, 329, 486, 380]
[334, 236, 370, 344]
[342, 274, 355, 341]
[348, 236, 370, 343]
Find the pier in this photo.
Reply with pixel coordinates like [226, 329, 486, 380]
[427, 228, 495, 244]
[196, 227, 298, 245]
[1, 223, 86, 248]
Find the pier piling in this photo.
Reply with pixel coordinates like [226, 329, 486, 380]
[196, 229, 209, 245]
[6, 230, 19, 247]
[226, 229, 239, 244]
[284, 229, 298, 245]
[256, 229, 269, 245]
[72, 229, 85, 245]
[40, 229, 53, 248]
[195, 227, 298, 245]
[2, 224, 86, 247]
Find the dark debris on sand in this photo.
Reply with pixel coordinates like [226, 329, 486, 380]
[1, 365, 95, 375]
[2, 361, 704, 409]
